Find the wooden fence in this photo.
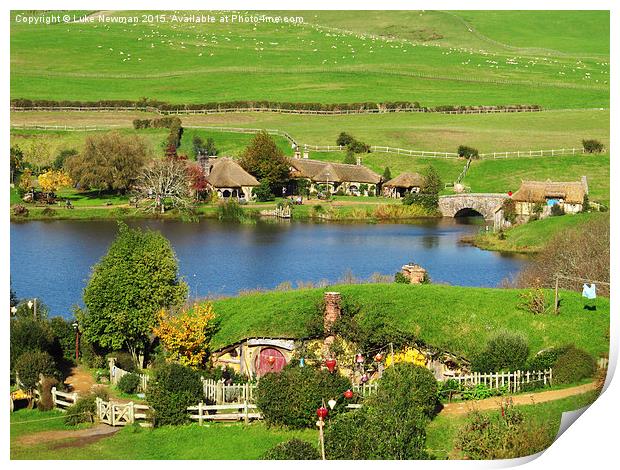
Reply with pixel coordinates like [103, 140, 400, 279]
[11, 123, 591, 163]
[202, 379, 256, 404]
[50, 387, 78, 410]
[447, 369, 553, 394]
[96, 398, 152, 427]
[188, 402, 261, 425]
[353, 382, 379, 396]
[109, 363, 150, 393]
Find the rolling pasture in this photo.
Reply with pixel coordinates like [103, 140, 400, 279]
[10, 10, 609, 108]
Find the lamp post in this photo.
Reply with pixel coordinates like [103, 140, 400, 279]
[316, 403, 329, 460]
[72, 321, 80, 362]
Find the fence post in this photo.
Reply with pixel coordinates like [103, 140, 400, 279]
[72, 392, 78, 405]
[244, 400, 249, 425]
[111, 404, 116, 426]
[198, 402, 204, 426]
[128, 402, 135, 424]
[51, 387, 57, 407]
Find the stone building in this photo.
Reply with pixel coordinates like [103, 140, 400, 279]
[511, 177, 588, 219]
[199, 156, 260, 200]
[289, 158, 382, 196]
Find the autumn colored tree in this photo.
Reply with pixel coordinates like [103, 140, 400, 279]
[37, 170, 72, 193]
[153, 303, 219, 368]
[18, 168, 34, 195]
[185, 162, 208, 199]
[238, 131, 290, 188]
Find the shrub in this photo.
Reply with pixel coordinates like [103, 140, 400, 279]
[582, 139, 604, 154]
[262, 439, 320, 460]
[394, 272, 410, 284]
[402, 193, 439, 211]
[457, 145, 479, 159]
[216, 200, 246, 222]
[37, 376, 59, 411]
[372, 363, 439, 419]
[502, 198, 517, 224]
[325, 397, 431, 460]
[255, 365, 351, 428]
[147, 362, 203, 426]
[112, 351, 137, 372]
[553, 346, 596, 385]
[64, 390, 108, 425]
[550, 203, 565, 216]
[41, 207, 57, 217]
[15, 351, 57, 390]
[472, 332, 529, 373]
[253, 180, 274, 202]
[12, 204, 29, 217]
[336, 132, 355, 147]
[343, 149, 356, 164]
[526, 345, 570, 371]
[118, 372, 141, 394]
[10, 317, 54, 370]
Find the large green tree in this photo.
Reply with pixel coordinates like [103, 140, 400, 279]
[422, 165, 442, 195]
[65, 131, 150, 193]
[79, 222, 188, 367]
[238, 131, 290, 187]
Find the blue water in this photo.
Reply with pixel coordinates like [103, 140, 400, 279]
[10, 218, 527, 317]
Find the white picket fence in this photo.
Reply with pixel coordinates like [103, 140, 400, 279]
[110, 364, 150, 393]
[202, 379, 256, 404]
[447, 369, 553, 394]
[49, 387, 79, 410]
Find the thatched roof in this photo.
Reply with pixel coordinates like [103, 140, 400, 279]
[206, 158, 259, 188]
[289, 158, 381, 184]
[384, 172, 424, 188]
[512, 178, 588, 204]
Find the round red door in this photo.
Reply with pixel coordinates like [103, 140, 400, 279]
[255, 348, 287, 377]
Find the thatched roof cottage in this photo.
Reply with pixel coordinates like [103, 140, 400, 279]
[382, 172, 425, 198]
[199, 156, 260, 200]
[512, 177, 588, 217]
[289, 158, 381, 196]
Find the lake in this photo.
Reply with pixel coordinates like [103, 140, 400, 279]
[10, 218, 527, 317]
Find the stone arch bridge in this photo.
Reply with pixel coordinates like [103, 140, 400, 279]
[438, 193, 508, 221]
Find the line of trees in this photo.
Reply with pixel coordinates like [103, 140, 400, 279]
[11, 98, 542, 113]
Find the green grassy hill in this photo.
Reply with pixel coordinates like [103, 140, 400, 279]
[473, 212, 608, 253]
[10, 10, 609, 108]
[209, 283, 609, 360]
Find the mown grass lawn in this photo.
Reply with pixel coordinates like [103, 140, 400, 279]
[210, 283, 609, 360]
[10, 414, 316, 460]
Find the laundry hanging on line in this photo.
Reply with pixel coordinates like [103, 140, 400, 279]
[582, 283, 596, 300]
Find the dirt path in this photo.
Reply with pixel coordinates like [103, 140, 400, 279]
[16, 423, 119, 448]
[440, 382, 597, 416]
[64, 366, 97, 394]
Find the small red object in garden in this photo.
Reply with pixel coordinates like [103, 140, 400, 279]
[325, 358, 337, 372]
[344, 389, 354, 399]
[360, 373, 369, 383]
[508, 191, 513, 197]
[374, 353, 384, 362]
[267, 356, 276, 366]
[316, 406, 329, 419]
[355, 353, 365, 363]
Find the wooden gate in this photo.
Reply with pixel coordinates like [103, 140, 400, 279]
[97, 398, 113, 425]
[255, 347, 287, 377]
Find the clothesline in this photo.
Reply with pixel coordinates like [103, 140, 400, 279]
[555, 274, 610, 286]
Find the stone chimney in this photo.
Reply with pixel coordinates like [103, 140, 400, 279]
[303, 149, 309, 159]
[581, 175, 589, 195]
[294, 149, 301, 159]
[323, 292, 341, 349]
[356, 156, 362, 166]
[401, 264, 427, 284]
